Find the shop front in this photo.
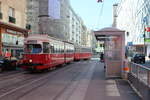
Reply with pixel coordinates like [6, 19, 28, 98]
[0, 22, 28, 58]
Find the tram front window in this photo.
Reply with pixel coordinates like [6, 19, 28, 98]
[25, 44, 42, 54]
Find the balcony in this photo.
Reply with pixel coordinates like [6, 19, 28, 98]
[9, 16, 16, 24]
[26, 24, 31, 30]
[0, 12, 3, 19]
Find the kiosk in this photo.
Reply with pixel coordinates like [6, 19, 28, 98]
[94, 27, 125, 78]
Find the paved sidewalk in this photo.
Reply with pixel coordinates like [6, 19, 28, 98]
[84, 61, 140, 100]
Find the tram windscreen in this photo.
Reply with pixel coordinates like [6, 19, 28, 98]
[24, 44, 42, 54]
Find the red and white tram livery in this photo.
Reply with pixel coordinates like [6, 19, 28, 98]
[74, 46, 92, 61]
[22, 34, 74, 71]
[21, 34, 92, 71]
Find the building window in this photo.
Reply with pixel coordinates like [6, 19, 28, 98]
[0, 2, 1, 12]
[9, 7, 15, 17]
[8, 7, 16, 23]
[0, 2, 2, 19]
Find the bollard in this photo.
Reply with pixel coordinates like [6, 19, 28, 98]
[122, 61, 129, 79]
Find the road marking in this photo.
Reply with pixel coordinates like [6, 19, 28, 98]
[106, 80, 120, 97]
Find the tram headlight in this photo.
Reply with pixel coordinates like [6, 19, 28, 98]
[29, 59, 32, 63]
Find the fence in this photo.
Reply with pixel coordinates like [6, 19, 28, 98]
[124, 60, 150, 100]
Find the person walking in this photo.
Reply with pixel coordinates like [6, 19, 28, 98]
[100, 52, 104, 62]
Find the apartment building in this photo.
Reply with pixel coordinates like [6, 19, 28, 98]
[27, 0, 93, 47]
[116, 0, 150, 56]
[27, 0, 70, 40]
[69, 7, 84, 45]
[0, 0, 27, 57]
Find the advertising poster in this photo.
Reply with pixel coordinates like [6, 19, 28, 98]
[48, 0, 60, 19]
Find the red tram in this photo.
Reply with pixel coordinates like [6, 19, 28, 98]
[74, 45, 92, 61]
[21, 34, 92, 71]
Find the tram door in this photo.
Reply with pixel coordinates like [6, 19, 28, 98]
[105, 35, 123, 78]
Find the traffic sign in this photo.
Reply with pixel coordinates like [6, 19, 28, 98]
[145, 27, 150, 32]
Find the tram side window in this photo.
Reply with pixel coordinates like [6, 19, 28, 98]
[54, 45, 58, 53]
[53, 45, 56, 53]
[58, 46, 60, 53]
[59, 45, 60, 53]
[69, 46, 71, 53]
[60, 45, 62, 53]
[67, 46, 68, 53]
[25, 44, 42, 54]
[58, 45, 60, 53]
[50, 44, 54, 53]
[43, 42, 50, 53]
[62, 45, 64, 53]
[61, 45, 63, 53]
[56, 45, 59, 53]
[71, 46, 73, 53]
[59, 45, 62, 53]
[56, 45, 58, 53]
[67, 46, 69, 53]
[65, 45, 67, 53]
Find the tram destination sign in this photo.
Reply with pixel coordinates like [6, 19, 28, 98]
[27, 40, 37, 44]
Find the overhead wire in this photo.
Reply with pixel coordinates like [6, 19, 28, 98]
[94, 0, 121, 30]
[94, 1, 105, 30]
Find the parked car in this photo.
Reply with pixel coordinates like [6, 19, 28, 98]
[0, 57, 18, 72]
[131, 53, 145, 64]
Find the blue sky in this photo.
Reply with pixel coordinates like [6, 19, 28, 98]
[70, 0, 120, 30]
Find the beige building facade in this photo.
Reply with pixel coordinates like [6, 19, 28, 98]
[0, 0, 26, 28]
[0, 0, 27, 57]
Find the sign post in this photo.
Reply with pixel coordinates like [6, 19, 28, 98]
[144, 27, 150, 55]
[143, 16, 148, 56]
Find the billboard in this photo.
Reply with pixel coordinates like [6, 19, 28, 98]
[48, 0, 60, 19]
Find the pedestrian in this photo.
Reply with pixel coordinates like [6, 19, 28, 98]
[5, 49, 11, 59]
[100, 52, 104, 62]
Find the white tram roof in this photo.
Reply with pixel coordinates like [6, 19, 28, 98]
[25, 34, 62, 41]
[25, 34, 64, 44]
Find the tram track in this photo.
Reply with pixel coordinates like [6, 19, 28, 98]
[17, 60, 93, 100]
[0, 74, 40, 93]
[0, 61, 83, 100]
[53, 61, 94, 100]
[0, 70, 23, 78]
[0, 71, 26, 82]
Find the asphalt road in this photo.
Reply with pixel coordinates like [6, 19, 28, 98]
[0, 59, 140, 100]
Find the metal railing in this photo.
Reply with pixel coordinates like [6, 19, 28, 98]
[128, 62, 150, 85]
[123, 60, 150, 99]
